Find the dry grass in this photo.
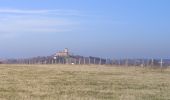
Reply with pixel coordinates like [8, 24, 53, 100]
[0, 64, 170, 100]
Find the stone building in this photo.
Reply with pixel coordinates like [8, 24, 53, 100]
[55, 48, 69, 57]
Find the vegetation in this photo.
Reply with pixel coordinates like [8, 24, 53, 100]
[0, 64, 170, 100]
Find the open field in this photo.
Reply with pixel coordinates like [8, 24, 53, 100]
[0, 64, 170, 100]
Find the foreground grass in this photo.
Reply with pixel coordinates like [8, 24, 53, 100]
[0, 64, 170, 100]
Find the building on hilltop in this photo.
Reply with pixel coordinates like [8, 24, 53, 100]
[54, 48, 69, 57]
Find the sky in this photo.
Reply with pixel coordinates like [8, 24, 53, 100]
[0, 0, 170, 59]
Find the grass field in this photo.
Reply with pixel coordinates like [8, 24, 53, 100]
[0, 64, 170, 100]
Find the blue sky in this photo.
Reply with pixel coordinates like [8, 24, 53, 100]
[0, 0, 170, 58]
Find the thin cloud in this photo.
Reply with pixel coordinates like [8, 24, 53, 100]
[0, 16, 78, 34]
[0, 8, 81, 37]
[0, 8, 84, 16]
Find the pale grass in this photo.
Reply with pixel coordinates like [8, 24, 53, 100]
[0, 64, 170, 100]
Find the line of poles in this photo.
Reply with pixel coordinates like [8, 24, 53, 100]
[7, 58, 168, 68]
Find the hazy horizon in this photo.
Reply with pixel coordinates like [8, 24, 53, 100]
[0, 0, 170, 59]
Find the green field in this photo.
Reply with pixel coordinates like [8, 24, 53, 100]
[0, 64, 170, 100]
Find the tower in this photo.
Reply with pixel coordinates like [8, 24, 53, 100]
[64, 48, 69, 54]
